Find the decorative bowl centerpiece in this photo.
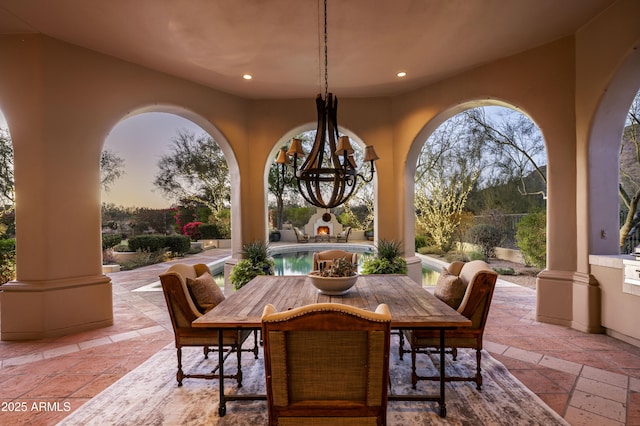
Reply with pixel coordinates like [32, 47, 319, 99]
[308, 257, 358, 295]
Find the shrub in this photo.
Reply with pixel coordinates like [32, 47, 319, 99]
[362, 239, 407, 275]
[182, 221, 202, 241]
[101, 233, 122, 251]
[199, 222, 230, 239]
[467, 251, 487, 261]
[377, 239, 403, 261]
[118, 249, 167, 271]
[361, 257, 407, 275]
[230, 259, 267, 290]
[128, 235, 165, 252]
[468, 224, 502, 258]
[284, 207, 315, 228]
[0, 238, 15, 284]
[229, 240, 275, 290]
[418, 245, 445, 256]
[414, 234, 428, 252]
[242, 240, 272, 264]
[163, 235, 191, 256]
[493, 267, 516, 275]
[444, 251, 469, 263]
[516, 211, 546, 268]
[127, 235, 190, 256]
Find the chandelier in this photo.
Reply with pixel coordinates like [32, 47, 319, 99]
[275, 0, 379, 209]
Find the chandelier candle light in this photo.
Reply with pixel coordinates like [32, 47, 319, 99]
[275, 0, 379, 209]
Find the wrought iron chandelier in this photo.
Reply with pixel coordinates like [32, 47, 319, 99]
[275, 0, 379, 209]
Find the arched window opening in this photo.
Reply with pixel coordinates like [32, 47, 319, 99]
[0, 111, 15, 285]
[101, 112, 231, 269]
[414, 106, 547, 277]
[267, 129, 374, 243]
[618, 89, 640, 254]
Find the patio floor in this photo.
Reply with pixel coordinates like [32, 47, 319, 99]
[1, 247, 639, 425]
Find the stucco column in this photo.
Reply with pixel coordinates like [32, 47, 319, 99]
[0, 36, 112, 339]
[1, 122, 113, 339]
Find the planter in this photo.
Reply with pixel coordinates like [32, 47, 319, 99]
[217, 239, 231, 249]
[269, 231, 281, 242]
[308, 272, 358, 295]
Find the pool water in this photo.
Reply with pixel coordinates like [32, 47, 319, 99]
[272, 250, 370, 276]
[422, 266, 440, 286]
[134, 247, 440, 292]
[213, 250, 441, 286]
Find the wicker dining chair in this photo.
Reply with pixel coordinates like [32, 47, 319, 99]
[261, 302, 391, 426]
[159, 263, 258, 386]
[400, 261, 498, 390]
[312, 249, 358, 271]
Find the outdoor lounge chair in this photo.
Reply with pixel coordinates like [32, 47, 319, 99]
[261, 302, 391, 426]
[159, 263, 258, 386]
[335, 226, 352, 242]
[293, 226, 309, 243]
[400, 260, 498, 390]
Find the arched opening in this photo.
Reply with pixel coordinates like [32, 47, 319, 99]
[101, 108, 239, 271]
[264, 125, 377, 245]
[589, 49, 640, 256]
[408, 102, 548, 286]
[0, 110, 15, 286]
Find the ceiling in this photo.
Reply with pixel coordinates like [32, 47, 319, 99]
[0, 0, 615, 99]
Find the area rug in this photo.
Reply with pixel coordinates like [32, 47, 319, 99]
[58, 337, 568, 425]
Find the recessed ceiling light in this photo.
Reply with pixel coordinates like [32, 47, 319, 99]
[243, 74, 253, 80]
[397, 71, 407, 78]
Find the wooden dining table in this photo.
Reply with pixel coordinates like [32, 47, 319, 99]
[193, 274, 471, 418]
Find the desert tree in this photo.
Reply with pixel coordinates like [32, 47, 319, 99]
[154, 129, 230, 221]
[415, 114, 484, 251]
[100, 149, 125, 192]
[268, 132, 313, 229]
[0, 128, 14, 213]
[619, 89, 640, 250]
[465, 107, 547, 199]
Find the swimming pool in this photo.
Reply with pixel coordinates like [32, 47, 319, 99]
[134, 244, 440, 292]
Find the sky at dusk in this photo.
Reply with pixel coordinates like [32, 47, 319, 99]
[1, 110, 206, 209]
[101, 113, 205, 209]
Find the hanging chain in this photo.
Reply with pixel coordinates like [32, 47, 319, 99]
[323, 0, 328, 101]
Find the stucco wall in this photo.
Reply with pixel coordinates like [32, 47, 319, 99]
[0, 1, 639, 339]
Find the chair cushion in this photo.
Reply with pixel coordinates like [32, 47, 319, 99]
[433, 267, 466, 309]
[186, 272, 225, 313]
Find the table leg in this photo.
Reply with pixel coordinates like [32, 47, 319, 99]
[218, 329, 226, 416]
[438, 328, 447, 418]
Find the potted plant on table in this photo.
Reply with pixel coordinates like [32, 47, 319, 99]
[308, 257, 358, 295]
[229, 240, 275, 290]
[361, 239, 408, 275]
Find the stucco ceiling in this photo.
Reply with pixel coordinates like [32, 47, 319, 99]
[0, 0, 615, 99]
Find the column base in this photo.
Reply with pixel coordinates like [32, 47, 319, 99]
[406, 256, 422, 285]
[536, 269, 573, 327]
[536, 269, 604, 333]
[1, 274, 113, 341]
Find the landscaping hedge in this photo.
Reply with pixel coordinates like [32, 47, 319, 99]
[128, 235, 191, 255]
[101, 233, 123, 251]
[0, 238, 16, 284]
[199, 223, 228, 239]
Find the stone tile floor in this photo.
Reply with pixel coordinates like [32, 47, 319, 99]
[0, 248, 639, 425]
